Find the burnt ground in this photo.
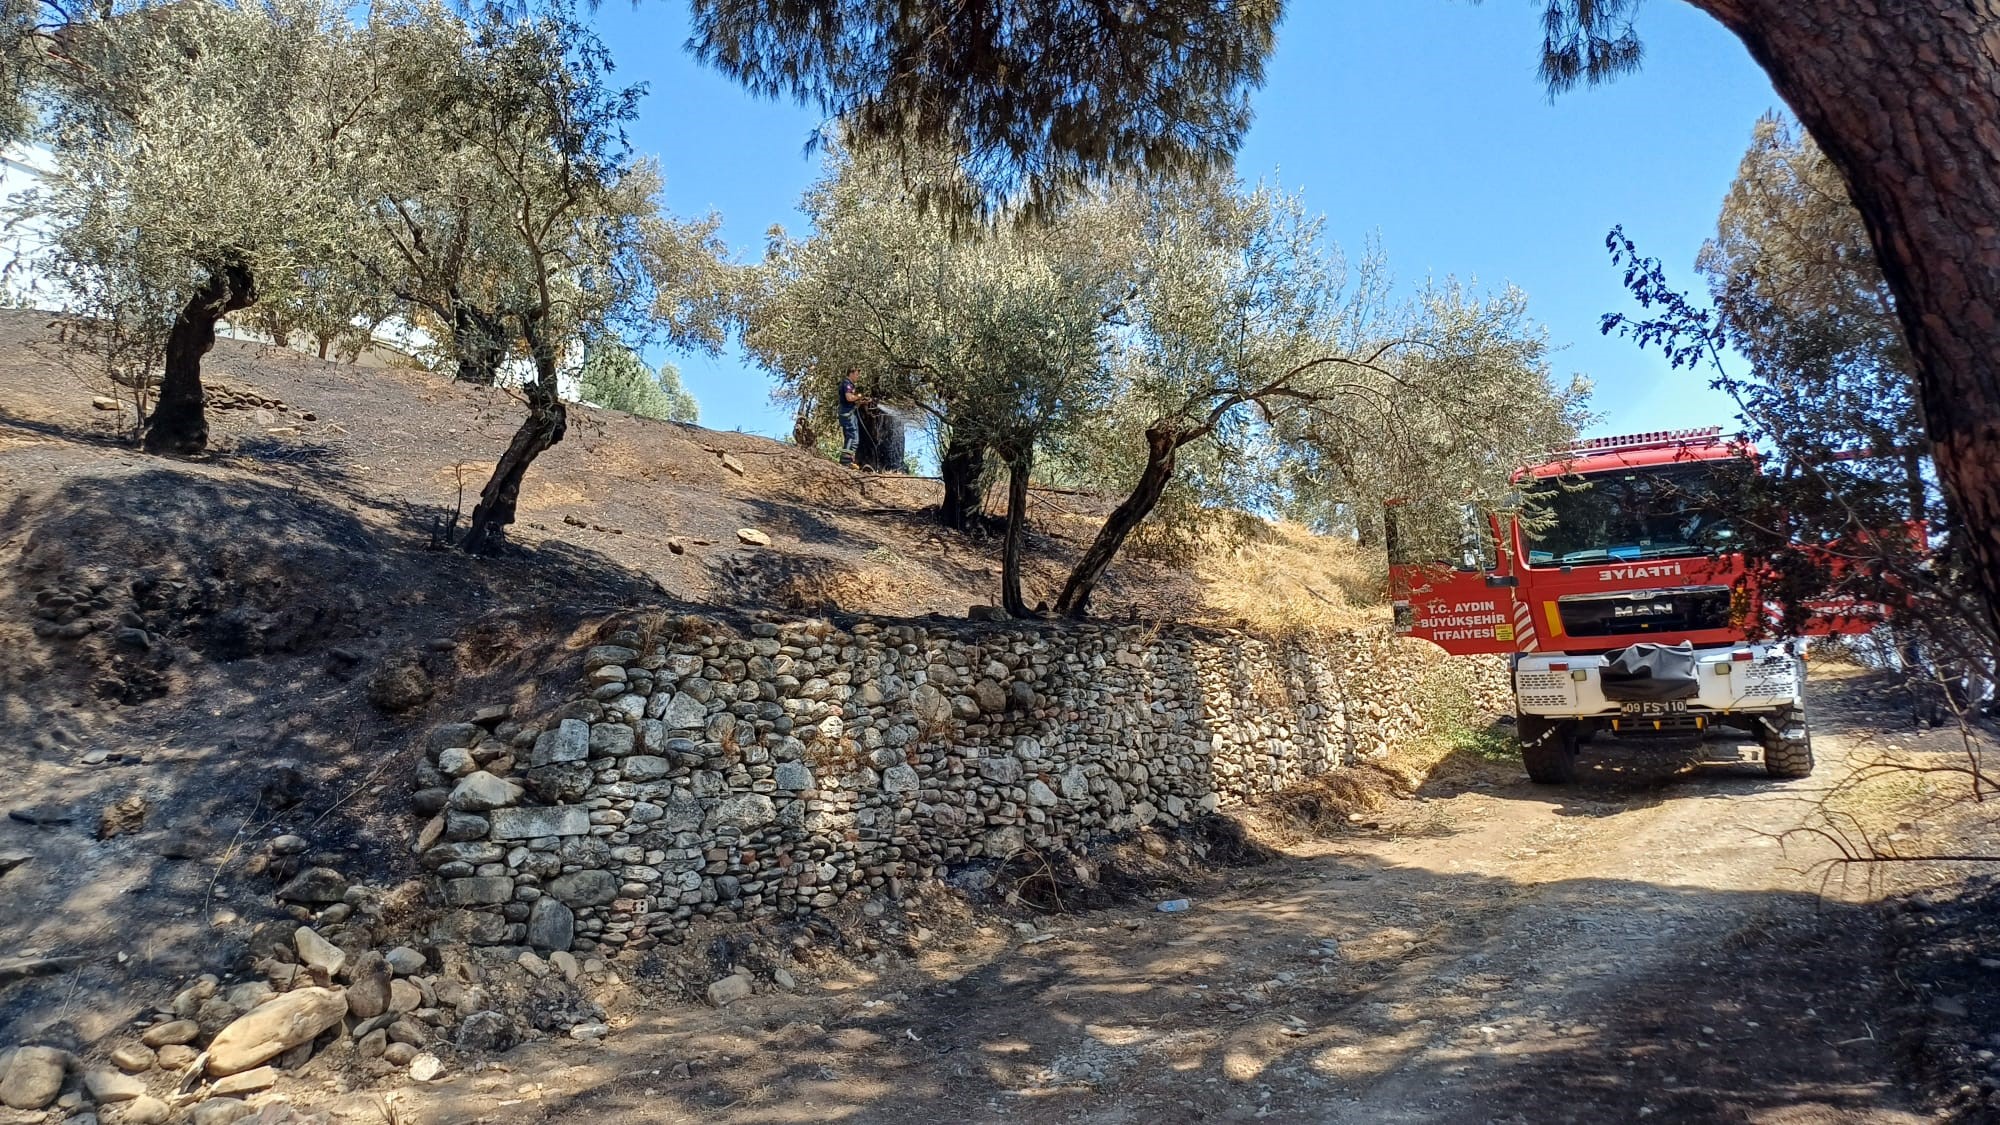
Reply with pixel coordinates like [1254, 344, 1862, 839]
[0, 309, 1214, 1052]
[0, 310, 1204, 621]
[1895, 876, 2000, 1123]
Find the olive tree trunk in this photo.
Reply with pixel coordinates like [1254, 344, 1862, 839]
[939, 427, 988, 531]
[999, 441, 1033, 617]
[461, 314, 565, 555]
[1053, 425, 1181, 618]
[453, 303, 508, 386]
[1698, 0, 2000, 637]
[144, 258, 256, 455]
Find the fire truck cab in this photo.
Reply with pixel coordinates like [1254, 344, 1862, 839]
[1388, 427, 1835, 784]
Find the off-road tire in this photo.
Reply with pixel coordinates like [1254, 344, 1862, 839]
[1517, 714, 1580, 785]
[1760, 706, 1814, 779]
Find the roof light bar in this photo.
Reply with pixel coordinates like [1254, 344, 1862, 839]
[1568, 427, 1727, 455]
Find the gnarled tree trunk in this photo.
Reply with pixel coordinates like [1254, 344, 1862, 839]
[939, 427, 988, 531]
[1697, 0, 2000, 637]
[453, 303, 508, 386]
[462, 313, 565, 555]
[1054, 424, 1181, 618]
[1355, 511, 1381, 550]
[999, 440, 1033, 617]
[145, 257, 256, 455]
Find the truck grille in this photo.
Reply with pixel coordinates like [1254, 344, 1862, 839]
[1738, 656, 1797, 699]
[1557, 586, 1732, 638]
[1515, 669, 1572, 710]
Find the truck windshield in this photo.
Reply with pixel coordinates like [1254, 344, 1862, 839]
[1523, 462, 1735, 567]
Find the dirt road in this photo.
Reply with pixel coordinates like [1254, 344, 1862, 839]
[393, 673, 1941, 1125]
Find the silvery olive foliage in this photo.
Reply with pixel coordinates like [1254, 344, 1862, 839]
[1276, 280, 1592, 558]
[1047, 177, 1587, 614]
[744, 143, 1123, 542]
[20, 0, 737, 531]
[750, 148, 1586, 615]
[338, 1, 735, 389]
[746, 145, 1114, 436]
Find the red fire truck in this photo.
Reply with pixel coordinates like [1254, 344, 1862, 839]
[1388, 427, 1872, 784]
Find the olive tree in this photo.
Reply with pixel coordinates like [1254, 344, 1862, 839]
[745, 146, 1121, 557]
[1048, 179, 1584, 617]
[1276, 281, 1589, 562]
[341, 4, 542, 388]
[361, 3, 735, 555]
[950, 202, 1124, 615]
[29, 0, 371, 453]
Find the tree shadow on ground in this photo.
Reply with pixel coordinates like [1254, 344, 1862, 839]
[0, 401, 142, 452]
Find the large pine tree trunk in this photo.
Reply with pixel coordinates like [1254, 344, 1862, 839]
[145, 259, 256, 455]
[999, 441, 1033, 617]
[1054, 425, 1180, 618]
[939, 427, 987, 531]
[462, 315, 565, 555]
[1700, 0, 2000, 636]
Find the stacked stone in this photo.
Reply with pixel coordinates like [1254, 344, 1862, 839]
[412, 616, 1507, 954]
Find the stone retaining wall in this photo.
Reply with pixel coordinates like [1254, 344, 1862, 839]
[409, 615, 1507, 956]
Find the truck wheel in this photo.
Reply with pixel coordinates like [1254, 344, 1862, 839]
[1517, 715, 1579, 785]
[1760, 707, 1814, 779]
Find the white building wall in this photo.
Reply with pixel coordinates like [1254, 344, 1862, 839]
[0, 143, 59, 310]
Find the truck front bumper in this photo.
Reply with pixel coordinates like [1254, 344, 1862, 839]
[1514, 644, 1802, 721]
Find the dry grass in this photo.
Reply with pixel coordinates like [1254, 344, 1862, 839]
[1375, 727, 1517, 791]
[1822, 763, 1935, 832]
[1191, 520, 1385, 636]
[1254, 769, 1403, 837]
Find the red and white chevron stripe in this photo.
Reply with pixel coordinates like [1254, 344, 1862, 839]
[1512, 600, 1538, 653]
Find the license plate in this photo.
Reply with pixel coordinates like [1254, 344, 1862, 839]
[1620, 700, 1689, 715]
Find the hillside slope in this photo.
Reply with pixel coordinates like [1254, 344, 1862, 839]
[0, 310, 1379, 1047]
[3, 314, 1149, 617]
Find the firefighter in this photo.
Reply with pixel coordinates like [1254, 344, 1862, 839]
[837, 367, 869, 467]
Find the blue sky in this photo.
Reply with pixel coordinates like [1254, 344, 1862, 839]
[594, 1, 1781, 442]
